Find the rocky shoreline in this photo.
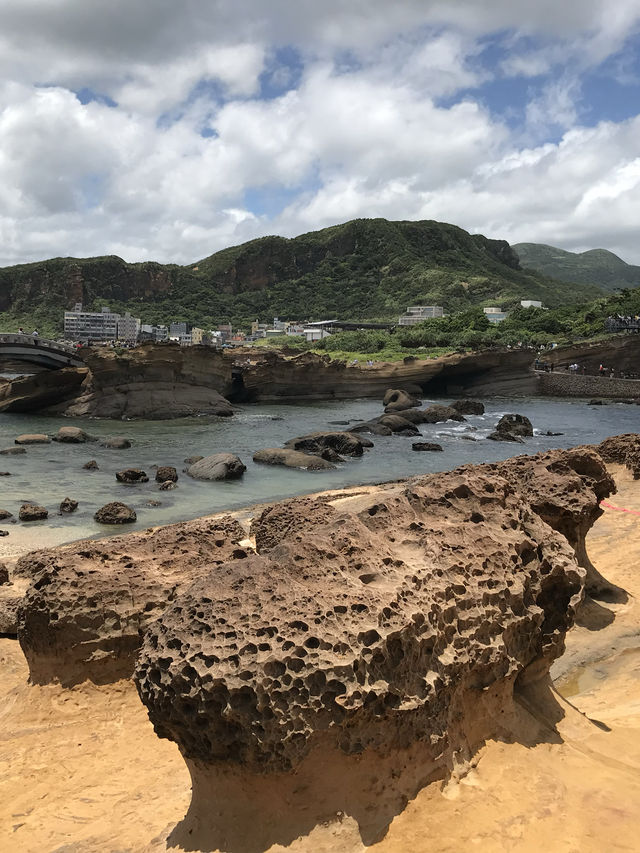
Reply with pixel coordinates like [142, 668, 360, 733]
[1, 435, 638, 850]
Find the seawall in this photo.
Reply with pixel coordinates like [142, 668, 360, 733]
[536, 370, 640, 399]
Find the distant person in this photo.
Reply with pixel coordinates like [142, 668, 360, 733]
[18, 327, 24, 334]
[32, 329, 38, 337]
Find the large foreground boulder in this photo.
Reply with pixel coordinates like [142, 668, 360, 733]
[253, 448, 336, 470]
[133, 447, 609, 850]
[186, 453, 246, 481]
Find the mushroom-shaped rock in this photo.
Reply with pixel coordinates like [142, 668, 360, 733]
[284, 431, 366, 458]
[186, 453, 246, 481]
[156, 466, 178, 483]
[53, 426, 96, 443]
[495, 413, 533, 437]
[19, 503, 48, 521]
[383, 388, 422, 413]
[59, 497, 78, 513]
[94, 502, 137, 524]
[451, 400, 485, 415]
[101, 436, 131, 449]
[135, 457, 594, 850]
[420, 405, 466, 424]
[0, 446, 26, 455]
[116, 468, 149, 484]
[598, 433, 640, 479]
[16, 515, 248, 684]
[253, 448, 335, 470]
[15, 434, 50, 445]
[412, 441, 443, 451]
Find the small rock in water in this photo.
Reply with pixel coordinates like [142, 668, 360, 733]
[19, 503, 48, 521]
[116, 468, 149, 484]
[53, 426, 96, 443]
[60, 497, 79, 513]
[159, 481, 178, 490]
[412, 442, 444, 452]
[94, 502, 137, 524]
[15, 434, 50, 445]
[83, 460, 99, 470]
[101, 436, 132, 449]
[147, 499, 162, 507]
[0, 510, 13, 520]
[0, 472, 11, 476]
[155, 466, 178, 483]
[0, 530, 9, 537]
[0, 446, 26, 455]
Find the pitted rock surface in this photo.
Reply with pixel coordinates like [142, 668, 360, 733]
[135, 448, 606, 776]
[17, 515, 248, 685]
[283, 431, 366, 458]
[598, 433, 640, 479]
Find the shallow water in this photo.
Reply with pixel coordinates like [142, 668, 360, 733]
[0, 395, 637, 549]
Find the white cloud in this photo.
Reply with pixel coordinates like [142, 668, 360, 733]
[2, 0, 640, 270]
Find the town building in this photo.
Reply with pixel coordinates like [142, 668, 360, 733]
[117, 312, 141, 343]
[398, 306, 444, 325]
[520, 300, 544, 309]
[304, 327, 332, 343]
[64, 304, 122, 342]
[483, 307, 508, 323]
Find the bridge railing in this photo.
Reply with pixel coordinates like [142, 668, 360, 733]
[0, 334, 77, 354]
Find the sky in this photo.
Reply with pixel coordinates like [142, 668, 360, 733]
[2, 0, 640, 267]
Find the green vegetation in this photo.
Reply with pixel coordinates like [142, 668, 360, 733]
[0, 218, 604, 336]
[514, 242, 640, 293]
[254, 288, 640, 362]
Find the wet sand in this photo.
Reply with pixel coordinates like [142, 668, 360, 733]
[1, 465, 639, 852]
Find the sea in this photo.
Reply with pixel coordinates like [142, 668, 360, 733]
[0, 395, 637, 550]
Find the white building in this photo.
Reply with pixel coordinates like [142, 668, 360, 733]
[304, 327, 332, 343]
[117, 312, 141, 342]
[64, 304, 121, 341]
[398, 306, 444, 325]
[483, 307, 508, 323]
[520, 300, 544, 309]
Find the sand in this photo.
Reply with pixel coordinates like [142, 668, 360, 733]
[1, 465, 640, 852]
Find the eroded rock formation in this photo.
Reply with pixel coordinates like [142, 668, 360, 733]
[16, 515, 248, 685]
[131, 444, 615, 850]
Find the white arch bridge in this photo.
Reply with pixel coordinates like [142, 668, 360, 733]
[0, 334, 85, 369]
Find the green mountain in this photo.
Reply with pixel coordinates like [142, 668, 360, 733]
[0, 219, 604, 335]
[513, 243, 640, 293]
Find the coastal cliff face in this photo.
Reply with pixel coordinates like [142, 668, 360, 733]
[11, 441, 624, 849]
[49, 342, 234, 418]
[0, 256, 173, 314]
[234, 347, 536, 402]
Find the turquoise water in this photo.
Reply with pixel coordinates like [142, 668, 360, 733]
[0, 395, 637, 549]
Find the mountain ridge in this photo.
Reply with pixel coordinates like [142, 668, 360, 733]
[0, 219, 604, 335]
[513, 242, 640, 293]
